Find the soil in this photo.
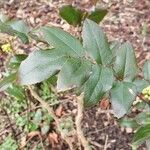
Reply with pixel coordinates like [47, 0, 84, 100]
[0, 0, 150, 149]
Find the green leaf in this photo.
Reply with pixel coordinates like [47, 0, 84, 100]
[9, 54, 28, 69]
[133, 124, 150, 146]
[57, 58, 92, 91]
[0, 13, 9, 23]
[41, 124, 50, 135]
[33, 109, 42, 124]
[0, 21, 29, 44]
[84, 65, 114, 106]
[59, 5, 83, 26]
[18, 48, 68, 85]
[82, 19, 112, 65]
[7, 84, 25, 100]
[88, 9, 108, 24]
[146, 140, 150, 149]
[135, 112, 150, 125]
[133, 79, 149, 93]
[110, 82, 136, 118]
[0, 73, 16, 91]
[143, 60, 150, 81]
[8, 20, 29, 34]
[113, 42, 138, 81]
[119, 117, 139, 129]
[40, 26, 85, 57]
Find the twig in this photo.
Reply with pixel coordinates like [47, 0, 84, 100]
[88, 140, 103, 149]
[28, 86, 73, 150]
[75, 93, 91, 150]
[104, 135, 108, 150]
[3, 108, 17, 141]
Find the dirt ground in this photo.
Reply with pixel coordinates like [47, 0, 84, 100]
[0, 0, 150, 149]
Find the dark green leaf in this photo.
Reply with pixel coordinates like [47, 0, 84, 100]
[84, 65, 114, 106]
[133, 124, 150, 146]
[57, 58, 92, 91]
[82, 19, 112, 65]
[113, 42, 138, 81]
[143, 60, 150, 81]
[0, 73, 16, 91]
[59, 5, 83, 26]
[110, 82, 136, 118]
[40, 26, 85, 57]
[18, 48, 68, 85]
[88, 9, 107, 23]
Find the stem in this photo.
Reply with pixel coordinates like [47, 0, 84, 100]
[75, 93, 91, 150]
[28, 86, 73, 150]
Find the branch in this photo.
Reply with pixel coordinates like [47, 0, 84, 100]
[75, 93, 91, 150]
[28, 86, 73, 150]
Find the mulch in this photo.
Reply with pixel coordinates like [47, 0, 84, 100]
[0, 0, 150, 149]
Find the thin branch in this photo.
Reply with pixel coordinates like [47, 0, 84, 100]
[75, 93, 91, 150]
[104, 135, 108, 150]
[28, 86, 73, 150]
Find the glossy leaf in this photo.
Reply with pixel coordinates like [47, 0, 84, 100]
[84, 65, 114, 106]
[0, 73, 16, 91]
[82, 19, 112, 65]
[88, 9, 107, 24]
[133, 124, 150, 146]
[59, 5, 83, 26]
[18, 48, 68, 85]
[57, 58, 92, 91]
[113, 42, 138, 81]
[143, 60, 150, 81]
[40, 26, 85, 57]
[110, 82, 136, 118]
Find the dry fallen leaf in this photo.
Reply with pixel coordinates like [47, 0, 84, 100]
[99, 99, 110, 110]
[27, 131, 40, 138]
[48, 132, 59, 147]
[55, 105, 64, 117]
[19, 136, 27, 149]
